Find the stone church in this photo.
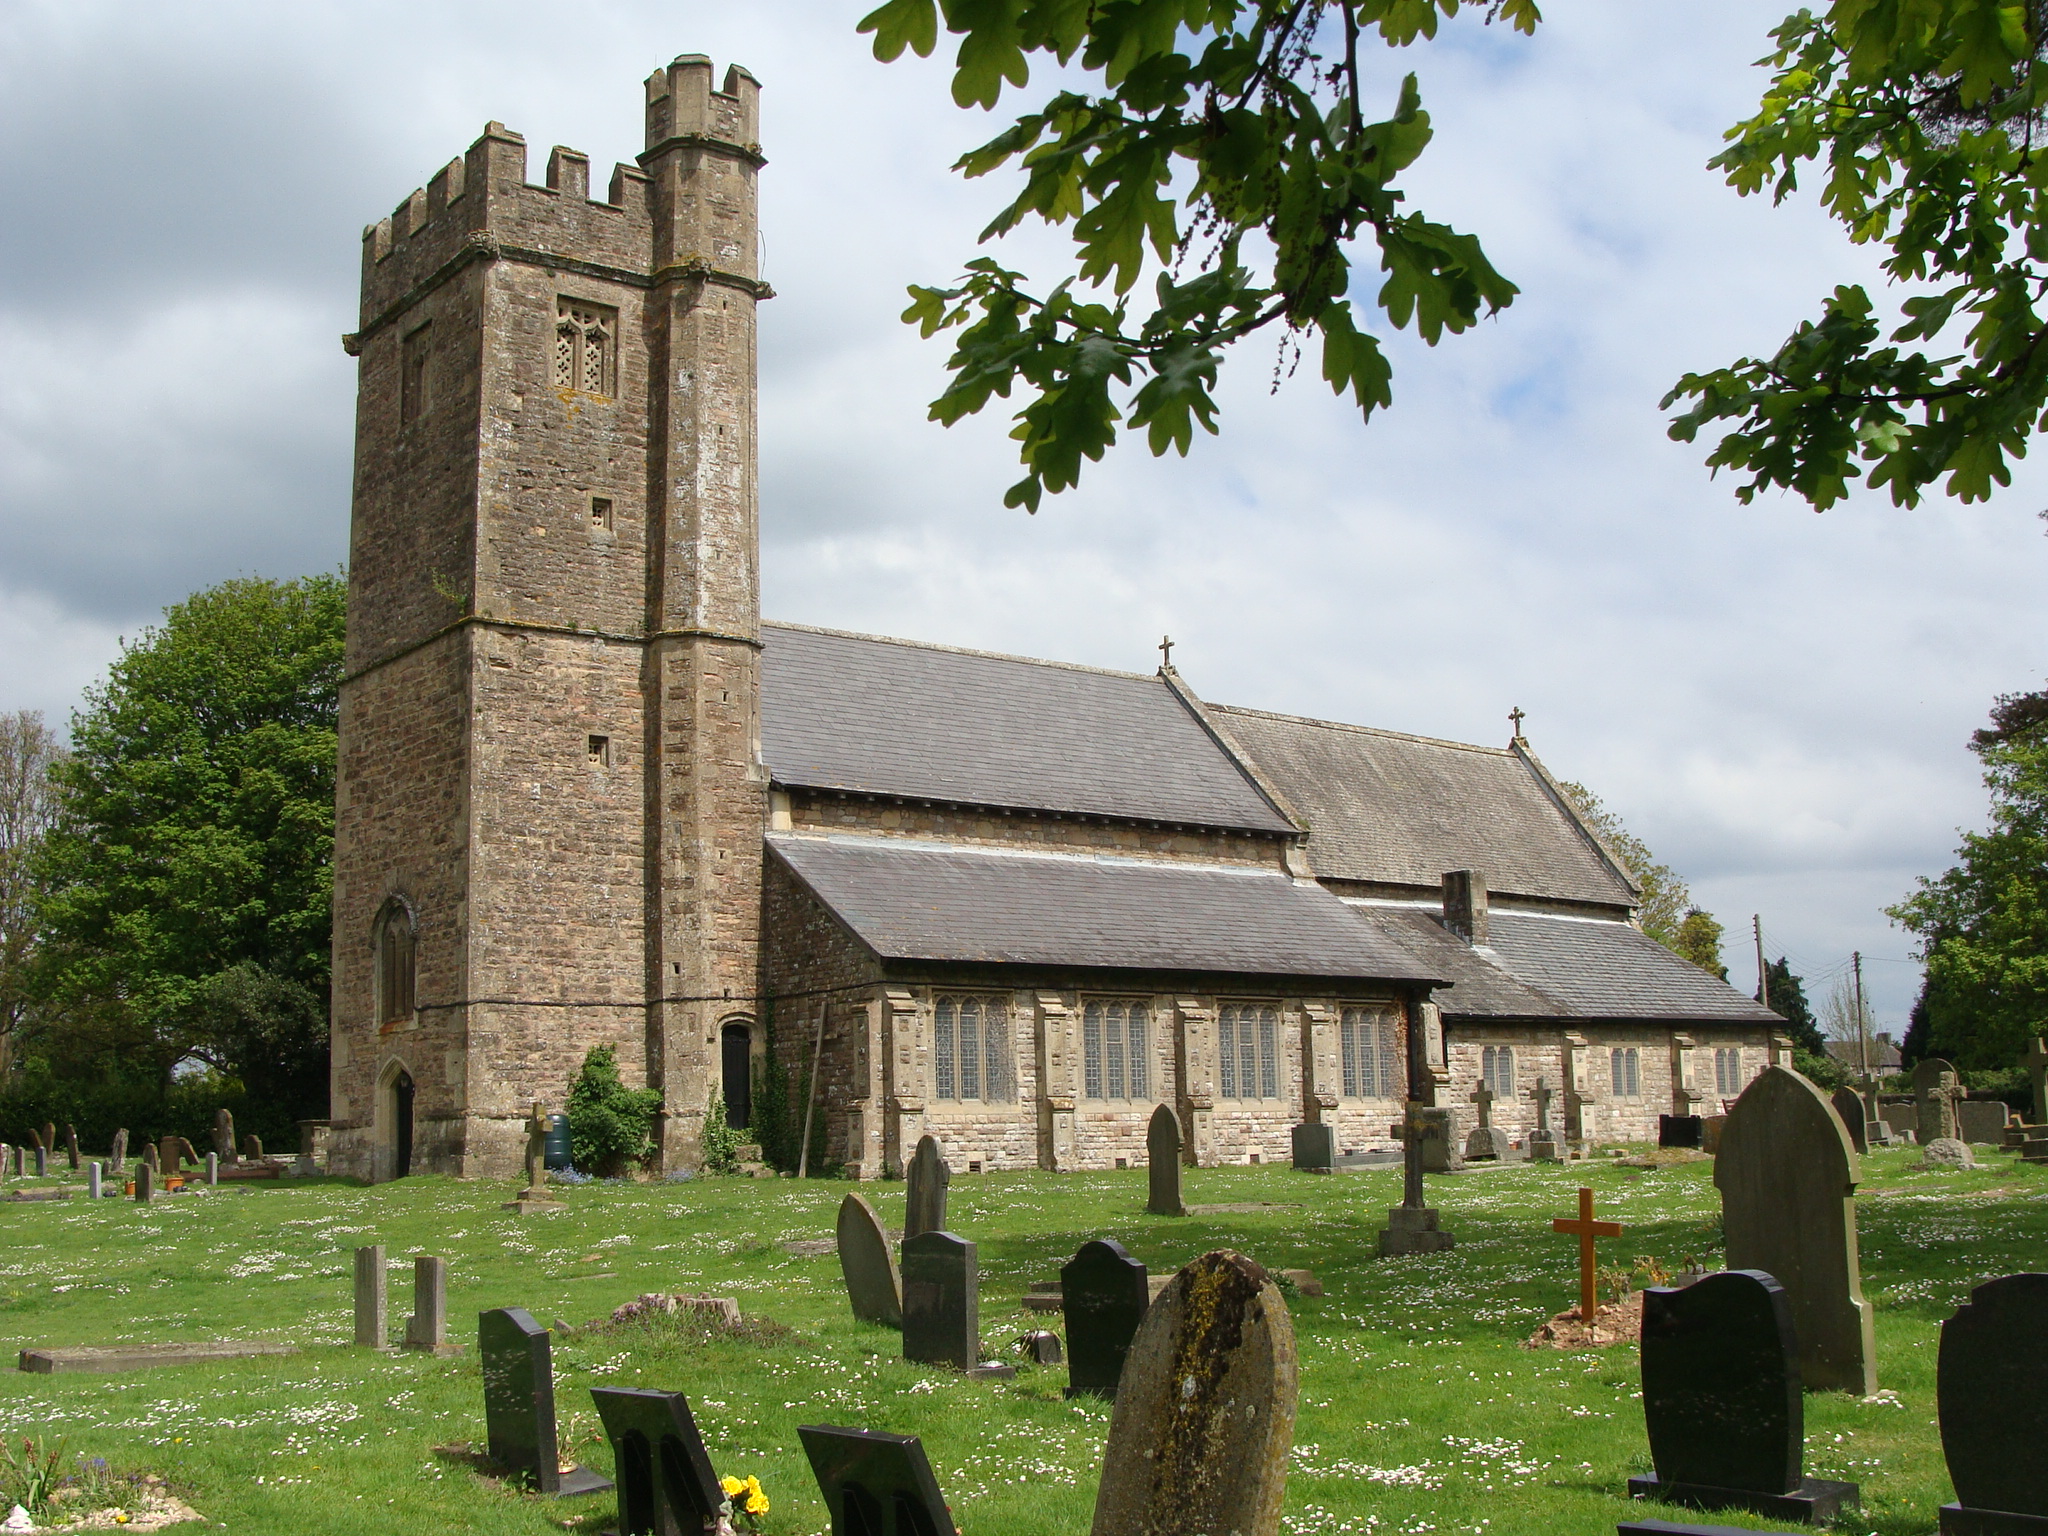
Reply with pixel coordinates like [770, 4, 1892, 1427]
[326, 56, 1783, 1182]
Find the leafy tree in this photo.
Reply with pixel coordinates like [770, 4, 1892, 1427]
[1667, 3, 2048, 511]
[30, 575, 343, 1100]
[1759, 955, 1822, 1055]
[1556, 781, 1691, 948]
[0, 712, 62, 1080]
[565, 1045, 661, 1176]
[1890, 683, 2048, 1069]
[1674, 907, 1730, 981]
[859, 0, 1529, 511]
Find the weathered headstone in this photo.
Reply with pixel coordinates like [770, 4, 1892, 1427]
[835, 1192, 902, 1329]
[1956, 1101, 2007, 1147]
[903, 1135, 949, 1243]
[1916, 1058, 1962, 1145]
[901, 1230, 976, 1371]
[205, 1153, 218, 1186]
[1149, 1105, 1187, 1212]
[1528, 1078, 1561, 1161]
[1715, 1065, 1878, 1395]
[1061, 1238, 1149, 1400]
[1660, 1115, 1706, 1150]
[2026, 1037, 2048, 1126]
[63, 1126, 78, 1171]
[589, 1387, 721, 1534]
[1290, 1120, 1334, 1173]
[38, 1123, 53, 1154]
[1937, 1272, 2048, 1536]
[292, 1120, 328, 1177]
[1922, 1137, 1976, 1169]
[1018, 1329, 1064, 1364]
[31, 1146, 45, 1178]
[1090, 1251, 1298, 1536]
[404, 1255, 459, 1355]
[1417, 1106, 1462, 1173]
[213, 1108, 237, 1166]
[133, 1161, 153, 1203]
[87, 1163, 101, 1200]
[479, 1307, 610, 1497]
[354, 1246, 387, 1348]
[1829, 1089, 1868, 1155]
[1628, 1268, 1859, 1523]
[1878, 1102, 1917, 1143]
[797, 1425, 954, 1536]
[108, 1129, 126, 1170]
[505, 1102, 566, 1214]
[242, 1134, 264, 1162]
[1378, 1098, 1456, 1256]
[1468, 1081, 1513, 1160]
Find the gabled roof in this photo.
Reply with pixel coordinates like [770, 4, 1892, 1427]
[760, 624, 1293, 835]
[1208, 704, 1637, 908]
[769, 833, 1442, 983]
[1348, 906, 1783, 1023]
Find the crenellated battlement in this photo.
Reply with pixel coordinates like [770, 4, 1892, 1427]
[644, 55, 761, 157]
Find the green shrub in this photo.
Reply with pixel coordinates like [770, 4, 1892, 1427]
[1794, 1047, 1849, 1090]
[702, 1088, 744, 1174]
[565, 1046, 660, 1177]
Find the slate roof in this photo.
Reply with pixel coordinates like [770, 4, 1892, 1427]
[760, 624, 1293, 834]
[1347, 906, 1783, 1023]
[769, 834, 1443, 982]
[1208, 704, 1638, 907]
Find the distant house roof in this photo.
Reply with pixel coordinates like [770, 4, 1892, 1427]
[1826, 1034, 1902, 1069]
[1347, 906, 1784, 1023]
[760, 624, 1294, 835]
[768, 833, 1443, 983]
[1208, 704, 1639, 908]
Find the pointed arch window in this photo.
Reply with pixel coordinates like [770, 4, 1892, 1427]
[376, 901, 416, 1026]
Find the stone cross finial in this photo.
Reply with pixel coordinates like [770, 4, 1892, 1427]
[1469, 1079, 1495, 1129]
[1509, 706, 1526, 740]
[1158, 635, 1174, 669]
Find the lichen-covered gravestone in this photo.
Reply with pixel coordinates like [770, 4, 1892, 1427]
[1090, 1250, 1298, 1536]
[478, 1307, 609, 1497]
[1923, 1137, 1976, 1169]
[1148, 1105, 1186, 1214]
[1715, 1065, 1877, 1395]
[1628, 1268, 1859, 1523]
[1062, 1238, 1150, 1400]
[901, 1231, 976, 1371]
[1829, 1089, 1868, 1155]
[1915, 1057, 1962, 1144]
[835, 1192, 901, 1329]
[1938, 1272, 2048, 1536]
[903, 1135, 949, 1243]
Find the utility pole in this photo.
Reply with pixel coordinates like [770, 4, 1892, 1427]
[1754, 916, 1770, 1011]
[1853, 950, 1871, 1078]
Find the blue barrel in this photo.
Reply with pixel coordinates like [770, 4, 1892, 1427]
[544, 1113, 573, 1171]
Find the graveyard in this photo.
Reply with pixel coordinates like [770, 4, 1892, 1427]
[0, 1138, 2042, 1535]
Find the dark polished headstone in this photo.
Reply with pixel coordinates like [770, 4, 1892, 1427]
[1148, 1106, 1186, 1213]
[1628, 1269, 1858, 1524]
[798, 1425, 953, 1536]
[479, 1308, 610, 1498]
[1620, 1522, 1814, 1536]
[1061, 1238, 1149, 1400]
[1659, 1115, 1705, 1150]
[1290, 1121, 1334, 1173]
[903, 1136, 949, 1243]
[1939, 1272, 2048, 1536]
[901, 1231, 976, 1371]
[589, 1386, 721, 1536]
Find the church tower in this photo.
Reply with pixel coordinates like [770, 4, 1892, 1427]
[328, 58, 766, 1180]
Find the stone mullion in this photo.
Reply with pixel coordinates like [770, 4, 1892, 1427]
[1175, 998, 1217, 1167]
[1035, 993, 1077, 1170]
[882, 987, 925, 1177]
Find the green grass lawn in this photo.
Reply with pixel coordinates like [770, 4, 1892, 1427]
[0, 1146, 2040, 1535]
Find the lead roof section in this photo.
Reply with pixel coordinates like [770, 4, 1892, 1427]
[759, 623, 1295, 835]
[1209, 705, 1638, 907]
[768, 834, 1444, 983]
[1351, 907, 1784, 1022]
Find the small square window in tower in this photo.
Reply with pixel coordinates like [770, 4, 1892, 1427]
[587, 735, 611, 768]
[555, 299, 617, 396]
[589, 496, 613, 532]
[400, 323, 432, 427]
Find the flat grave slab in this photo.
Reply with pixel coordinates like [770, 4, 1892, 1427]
[1621, 1522, 1810, 1536]
[20, 1340, 297, 1374]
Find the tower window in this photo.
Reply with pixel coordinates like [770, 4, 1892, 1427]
[376, 901, 416, 1026]
[401, 323, 432, 426]
[587, 735, 610, 767]
[589, 496, 613, 531]
[554, 299, 616, 395]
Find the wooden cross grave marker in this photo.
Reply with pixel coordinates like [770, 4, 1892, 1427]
[1551, 1186, 1622, 1323]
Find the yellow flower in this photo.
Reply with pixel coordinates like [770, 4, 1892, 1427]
[745, 1492, 769, 1515]
[720, 1475, 744, 1497]
[744, 1476, 763, 1496]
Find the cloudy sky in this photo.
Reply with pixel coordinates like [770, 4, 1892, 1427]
[4, 1, 2042, 1027]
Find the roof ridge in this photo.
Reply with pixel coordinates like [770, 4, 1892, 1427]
[1208, 700, 1514, 756]
[763, 619, 1164, 685]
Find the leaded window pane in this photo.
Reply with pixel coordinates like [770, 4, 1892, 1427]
[1218, 1015, 1238, 1099]
[1258, 1009, 1278, 1099]
[959, 999, 981, 1100]
[1083, 1004, 1104, 1099]
[1239, 1018, 1257, 1099]
[984, 1006, 1012, 1101]
[1127, 1007, 1149, 1101]
[1106, 1005, 1126, 1100]
[934, 998, 956, 1100]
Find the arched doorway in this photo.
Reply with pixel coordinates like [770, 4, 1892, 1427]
[392, 1069, 415, 1178]
[720, 1022, 752, 1132]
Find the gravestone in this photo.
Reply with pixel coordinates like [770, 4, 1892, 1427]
[403, 1255, 459, 1355]
[213, 1109, 237, 1166]
[1956, 1101, 2007, 1147]
[2026, 1037, 2048, 1125]
[1923, 1137, 1976, 1169]
[1660, 1115, 1706, 1150]
[355, 1246, 387, 1347]
[292, 1120, 328, 1177]
[903, 1135, 949, 1243]
[901, 1231, 976, 1371]
[1290, 1120, 1334, 1173]
[1149, 1106, 1187, 1212]
[1829, 1089, 1867, 1155]
[1468, 1081, 1512, 1160]
[835, 1192, 902, 1328]
[133, 1161, 153, 1203]
[1629, 1269, 1860, 1523]
[478, 1307, 610, 1497]
[87, 1163, 101, 1200]
[108, 1129, 126, 1170]
[1417, 1107, 1461, 1173]
[1879, 1103, 1917, 1143]
[589, 1387, 721, 1535]
[206, 1153, 219, 1186]
[242, 1134, 265, 1162]
[1916, 1058, 1962, 1145]
[64, 1126, 78, 1171]
[1091, 1251, 1298, 1536]
[1017, 1329, 1063, 1364]
[32, 1147, 45, 1178]
[1938, 1272, 2048, 1536]
[797, 1425, 954, 1536]
[1715, 1065, 1878, 1395]
[1528, 1078, 1561, 1161]
[19, 1340, 297, 1373]
[505, 1102, 566, 1214]
[1061, 1238, 1149, 1400]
